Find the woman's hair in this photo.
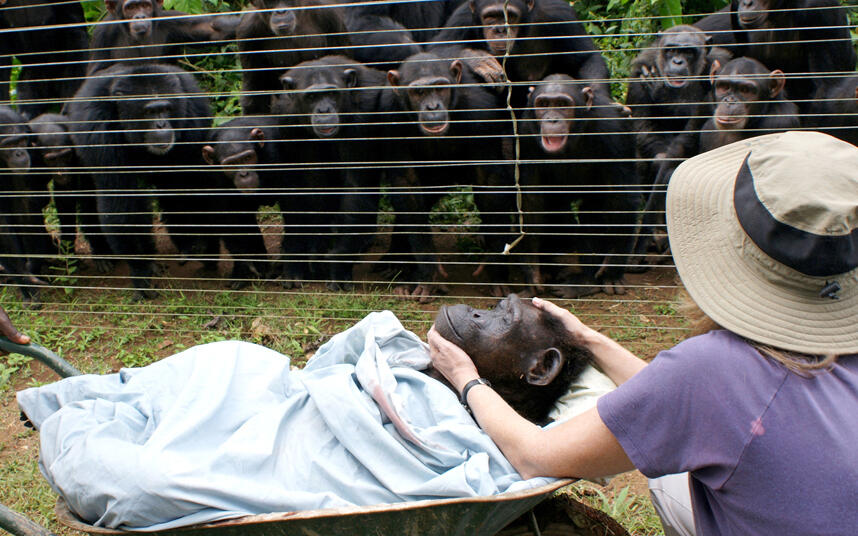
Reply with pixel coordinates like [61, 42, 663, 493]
[678, 290, 839, 375]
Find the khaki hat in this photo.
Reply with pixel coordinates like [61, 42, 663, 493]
[666, 131, 858, 355]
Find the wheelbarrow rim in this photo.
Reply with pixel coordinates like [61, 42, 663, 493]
[55, 479, 575, 534]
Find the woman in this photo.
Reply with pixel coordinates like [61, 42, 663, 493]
[428, 130, 858, 535]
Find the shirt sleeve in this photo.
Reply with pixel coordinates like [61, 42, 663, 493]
[596, 331, 784, 487]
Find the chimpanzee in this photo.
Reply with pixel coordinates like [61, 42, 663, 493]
[67, 63, 213, 299]
[272, 55, 392, 290]
[27, 114, 113, 272]
[634, 57, 800, 261]
[698, 57, 800, 151]
[519, 75, 641, 298]
[726, 0, 856, 107]
[626, 25, 729, 187]
[201, 116, 284, 288]
[337, 0, 464, 69]
[807, 75, 858, 147]
[236, 0, 351, 115]
[0, 106, 53, 304]
[87, 0, 240, 76]
[693, 5, 739, 53]
[0, 0, 89, 118]
[385, 51, 514, 302]
[431, 294, 593, 424]
[431, 0, 611, 101]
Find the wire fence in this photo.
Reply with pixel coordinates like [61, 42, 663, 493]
[0, 0, 855, 355]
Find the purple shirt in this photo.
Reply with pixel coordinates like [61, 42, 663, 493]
[598, 330, 858, 536]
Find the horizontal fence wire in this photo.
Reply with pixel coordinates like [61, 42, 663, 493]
[0, 0, 855, 360]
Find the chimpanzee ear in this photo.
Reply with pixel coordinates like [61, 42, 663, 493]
[769, 69, 786, 97]
[525, 347, 565, 386]
[155, 0, 164, 6]
[582, 86, 594, 110]
[280, 76, 295, 90]
[250, 127, 265, 148]
[450, 60, 463, 84]
[344, 68, 358, 88]
[105, 0, 119, 14]
[387, 70, 401, 88]
[0, 0, 8, 5]
[202, 145, 216, 165]
[709, 60, 722, 85]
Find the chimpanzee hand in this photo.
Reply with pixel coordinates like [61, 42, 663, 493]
[427, 326, 480, 395]
[0, 306, 30, 356]
[460, 48, 506, 87]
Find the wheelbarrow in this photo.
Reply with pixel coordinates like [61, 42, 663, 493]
[0, 337, 630, 536]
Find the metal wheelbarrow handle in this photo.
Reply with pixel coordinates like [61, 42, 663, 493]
[0, 337, 81, 378]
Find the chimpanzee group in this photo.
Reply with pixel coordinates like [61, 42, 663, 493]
[0, 0, 855, 305]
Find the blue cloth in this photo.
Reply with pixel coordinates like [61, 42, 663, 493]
[17, 311, 552, 531]
[598, 330, 858, 536]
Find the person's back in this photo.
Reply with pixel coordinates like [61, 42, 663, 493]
[600, 329, 858, 535]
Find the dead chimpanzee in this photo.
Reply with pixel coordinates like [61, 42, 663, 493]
[0, 0, 89, 118]
[202, 116, 284, 288]
[272, 55, 391, 290]
[87, 0, 239, 76]
[236, 0, 351, 115]
[27, 114, 112, 272]
[431, 0, 611, 102]
[431, 294, 593, 424]
[385, 51, 514, 302]
[635, 57, 800, 261]
[728, 0, 856, 108]
[67, 63, 214, 300]
[520, 75, 641, 298]
[625, 25, 729, 187]
[0, 106, 53, 304]
[806, 75, 858, 147]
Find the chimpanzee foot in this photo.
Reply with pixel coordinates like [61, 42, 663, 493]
[131, 288, 158, 302]
[326, 280, 354, 292]
[489, 284, 512, 298]
[92, 258, 115, 274]
[393, 283, 439, 303]
[551, 275, 627, 298]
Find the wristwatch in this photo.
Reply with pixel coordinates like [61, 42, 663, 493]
[460, 378, 492, 413]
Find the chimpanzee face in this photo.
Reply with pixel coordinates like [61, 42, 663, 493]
[0, 131, 30, 170]
[109, 0, 159, 40]
[202, 128, 265, 192]
[711, 60, 784, 131]
[470, 0, 532, 56]
[280, 67, 357, 138]
[737, 0, 778, 29]
[388, 58, 463, 137]
[529, 76, 592, 154]
[656, 28, 707, 87]
[433, 294, 570, 388]
[31, 126, 74, 183]
[255, 0, 297, 36]
[111, 75, 184, 155]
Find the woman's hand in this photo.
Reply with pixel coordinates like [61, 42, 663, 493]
[531, 297, 598, 345]
[427, 326, 480, 394]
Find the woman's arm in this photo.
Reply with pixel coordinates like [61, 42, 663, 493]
[428, 326, 634, 480]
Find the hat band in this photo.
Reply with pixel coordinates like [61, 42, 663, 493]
[734, 155, 858, 277]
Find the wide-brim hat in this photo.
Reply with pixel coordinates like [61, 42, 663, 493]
[666, 131, 858, 355]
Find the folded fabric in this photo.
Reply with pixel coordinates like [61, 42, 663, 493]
[17, 310, 553, 531]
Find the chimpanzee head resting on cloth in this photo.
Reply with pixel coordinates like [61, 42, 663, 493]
[431, 294, 593, 423]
